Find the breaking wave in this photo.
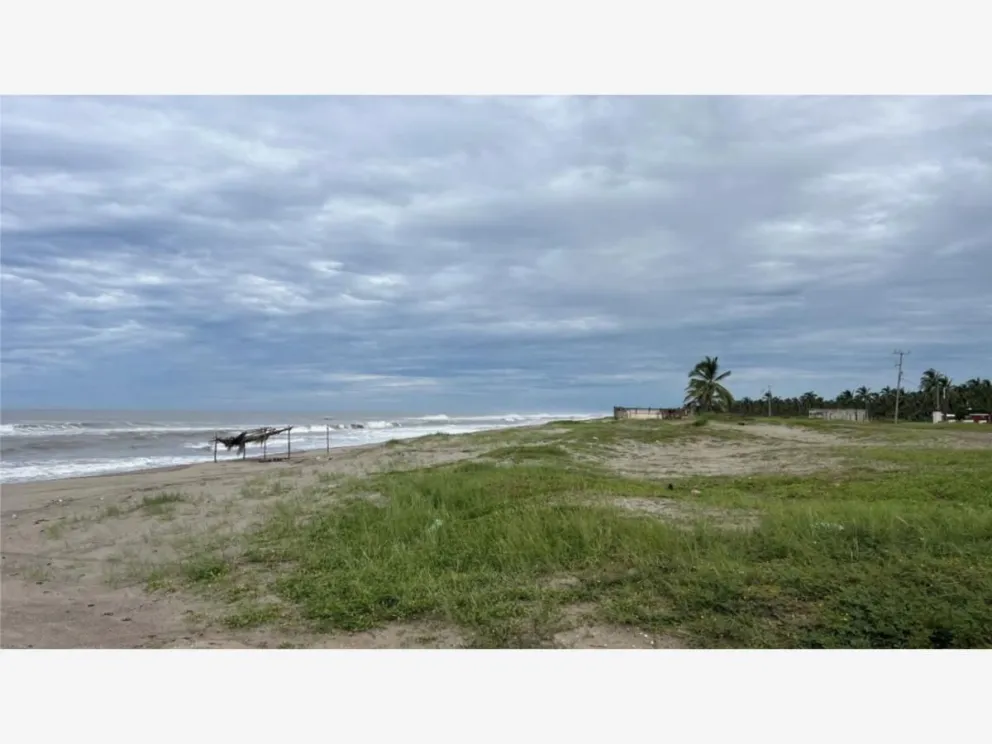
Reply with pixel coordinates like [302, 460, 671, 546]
[0, 410, 603, 484]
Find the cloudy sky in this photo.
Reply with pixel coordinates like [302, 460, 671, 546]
[2, 96, 990, 413]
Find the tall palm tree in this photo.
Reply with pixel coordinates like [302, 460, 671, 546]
[684, 355, 734, 412]
[920, 368, 951, 411]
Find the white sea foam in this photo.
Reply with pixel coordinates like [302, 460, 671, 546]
[364, 420, 401, 429]
[0, 421, 256, 438]
[0, 411, 604, 483]
[2, 455, 205, 482]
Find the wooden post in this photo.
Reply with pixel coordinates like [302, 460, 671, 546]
[213, 432, 218, 463]
[326, 424, 330, 454]
[263, 437, 267, 461]
[287, 427, 292, 459]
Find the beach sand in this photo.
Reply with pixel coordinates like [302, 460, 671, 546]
[1, 436, 484, 649]
[5, 419, 988, 649]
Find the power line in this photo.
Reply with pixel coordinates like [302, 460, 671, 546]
[893, 350, 910, 424]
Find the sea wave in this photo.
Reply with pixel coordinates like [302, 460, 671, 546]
[0, 421, 244, 438]
[2, 454, 206, 483]
[0, 411, 604, 483]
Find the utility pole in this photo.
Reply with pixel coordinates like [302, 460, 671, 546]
[765, 386, 773, 417]
[893, 350, 910, 424]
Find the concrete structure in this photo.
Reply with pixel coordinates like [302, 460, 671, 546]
[614, 406, 688, 420]
[808, 408, 869, 422]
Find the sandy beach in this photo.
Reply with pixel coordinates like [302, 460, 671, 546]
[3, 418, 990, 649]
[1, 434, 485, 649]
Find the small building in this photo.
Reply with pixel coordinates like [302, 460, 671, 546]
[966, 412, 991, 424]
[808, 408, 869, 422]
[614, 406, 688, 421]
[933, 412, 958, 423]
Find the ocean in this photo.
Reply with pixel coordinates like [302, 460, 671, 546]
[0, 409, 603, 484]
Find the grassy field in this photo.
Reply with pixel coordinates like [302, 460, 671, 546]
[144, 417, 992, 648]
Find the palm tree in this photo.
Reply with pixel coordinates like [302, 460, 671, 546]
[684, 356, 734, 412]
[724, 370, 987, 422]
[960, 378, 992, 413]
[856, 386, 872, 412]
[920, 368, 951, 412]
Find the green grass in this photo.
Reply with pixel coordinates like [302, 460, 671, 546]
[768, 416, 941, 442]
[555, 418, 744, 451]
[241, 477, 294, 500]
[87, 491, 187, 522]
[43, 520, 67, 540]
[137, 491, 184, 516]
[486, 443, 573, 463]
[144, 419, 992, 648]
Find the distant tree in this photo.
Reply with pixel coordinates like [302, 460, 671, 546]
[856, 386, 872, 412]
[954, 377, 992, 417]
[707, 361, 987, 422]
[919, 368, 951, 412]
[684, 356, 734, 412]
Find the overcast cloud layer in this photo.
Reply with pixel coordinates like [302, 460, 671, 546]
[2, 96, 990, 413]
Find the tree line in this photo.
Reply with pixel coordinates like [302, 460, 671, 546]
[684, 356, 992, 422]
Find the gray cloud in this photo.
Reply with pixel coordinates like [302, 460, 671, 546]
[2, 96, 990, 411]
